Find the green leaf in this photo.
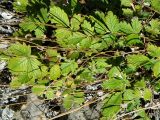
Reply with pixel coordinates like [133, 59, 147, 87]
[46, 49, 59, 62]
[50, 64, 61, 80]
[105, 11, 119, 33]
[108, 67, 123, 79]
[10, 79, 22, 89]
[102, 79, 129, 90]
[8, 56, 41, 77]
[37, 8, 49, 23]
[145, 19, 160, 35]
[127, 54, 150, 68]
[81, 20, 94, 36]
[143, 88, 152, 101]
[32, 85, 46, 96]
[147, 44, 160, 57]
[13, 0, 28, 12]
[8, 42, 31, 56]
[102, 92, 122, 119]
[49, 6, 69, 27]
[123, 89, 135, 100]
[153, 60, 160, 77]
[122, 8, 133, 16]
[131, 17, 142, 33]
[79, 37, 92, 49]
[134, 80, 146, 88]
[63, 94, 74, 109]
[61, 60, 78, 75]
[121, 0, 132, 7]
[71, 14, 82, 31]
[126, 34, 142, 46]
[46, 88, 55, 99]
[79, 69, 93, 82]
[151, 0, 160, 12]
[120, 17, 142, 34]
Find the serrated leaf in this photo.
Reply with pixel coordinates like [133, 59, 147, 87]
[120, 17, 142, 34]
[108, 67, 123, 79]
[151, 0, 160, 12]
[153, 60, 160, 77]
[32, 85, 46, 96]
[61, 60, 78, 75]
[121, 0, 132, 7]
[126, 34, 142, 46]
[46, 88, 55, 99]
[49, 6, 69, 27]
[134, 80, 146, 88]
[13, 0, 28, 12]
[71, 14, 82, 31]
[8, 42, 31, 56]
[8, 56, 41, 77]
[37, 8, 48, 23]
[105, 11, 119, 33]
[143, 88, 152, 101]
[102, 92, 122, 119]
[102, 79, 129, 90]
[122, 8, 133, 16]
[10, 79, 22, 89]
[145, 19, 160, 35]
[50, 64, 61, 80]
[131, 17, 142, 33]
[127, 54, 150, 68]
[81, 20, 94, 36]
[147, 44, 160, 57]
[46, 49, 59, 62]
[79, 37, 92, 49]
[63, 94, 74, 109]
[123, 89, 135, 100]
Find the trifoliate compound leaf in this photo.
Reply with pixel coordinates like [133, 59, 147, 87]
[13, 0, 28, 12]
[49, 6, 69, 27]
[32, 85, 46, 96]
[127, 54, 150, 68]
[105, 11, 119, 33]
[153, 60, 160, 77]
[61, 60, 78, 75]
[8, 42, 31, 56]
[50, 64, 61, 80]
[147, 44, 160, 57]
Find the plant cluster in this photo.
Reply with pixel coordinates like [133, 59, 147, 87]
[1, 0, 160, 119]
